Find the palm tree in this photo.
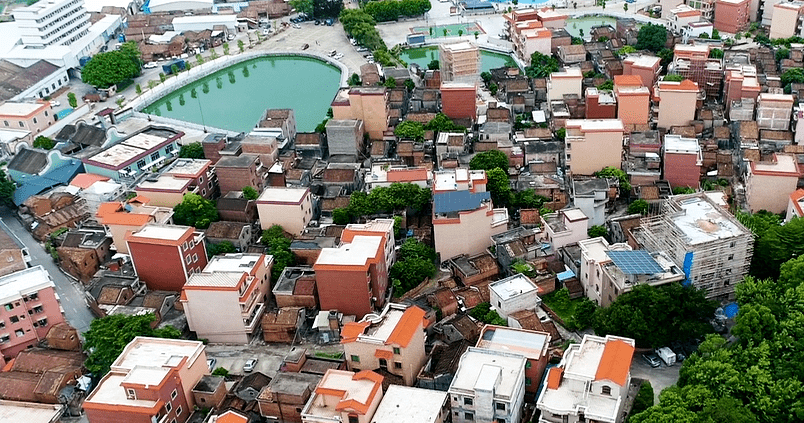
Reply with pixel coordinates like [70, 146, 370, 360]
[458, 29, 464, 37]
[443, 28, 448, 37]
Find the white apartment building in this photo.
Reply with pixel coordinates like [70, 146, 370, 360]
[449, 347, 527, 423]
[489, 274, 542, 319]
[14, 0, 91, 48]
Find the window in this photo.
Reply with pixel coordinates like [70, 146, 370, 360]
[3, 303, 11, 311]
[126, 388, 136, 399]
[393, 347, 400, 355]
[33, 306, 43, 314]
[497, 419, 506, 423]
[15, 329, 24, 337]
[465, 412, 474, 421]
[192, 253, 199, 263]
[394, 362, 402, 369]
[175, 406, 182, 416]
[351, 355, 360, 363]
[165, 402, 172, 413]
[137, 159, 146, 169]
[0, 335, 9, 343]
[464, 398, 473, 406]
[348, 416, 359, 423]
[18, 121, 23, 128]
[3, 121, 7, 127]
[496, 403, 505, 411]
[186, 255, 191, 264]
[151, 152, 160, 161]
[10, 316, 18, 323]
[166, 144, 175, 153]
[0, 321, 4, 328]
[602, 385, 611, 395]
[33, 118, 37, 124]
[171, 389, 177, 399]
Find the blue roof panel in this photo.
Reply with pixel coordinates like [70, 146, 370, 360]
[433, 190, 490, 214]
[606, 250, 664, 275]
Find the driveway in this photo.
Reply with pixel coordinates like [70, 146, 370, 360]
[630, 354, 681, 403]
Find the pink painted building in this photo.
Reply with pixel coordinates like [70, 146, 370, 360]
[622, 55, 661, 95]
[0, 266, 66, 363]
[714, 0, 751, 33]
[613, 75, 650, 126]
[663, 135, 702, 189]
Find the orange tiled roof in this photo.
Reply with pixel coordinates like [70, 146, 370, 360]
[341, 321, 370, 343]
[70, 173, 110, 189]
[128, 195, 151, 205]
[790, 189, 804, 217]
[333, 370, 384, 415]
[216, 410, 248, 423]
[594, 339, 634, 386]
[101, 213, 153, 227]
[546, 367, 563, 389]
[385, 306, 425, 348]
[387, 168, 428, 182]
[96, 202, 123, 217]
[614, 74, 644, 87]
[374, 349, 393, 359]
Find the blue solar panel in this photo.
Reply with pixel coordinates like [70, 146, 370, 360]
[433, 191, 491, 214]
[606, 250, 664, 275]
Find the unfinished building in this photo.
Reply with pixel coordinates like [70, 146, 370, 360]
[633, 193, 753, 300]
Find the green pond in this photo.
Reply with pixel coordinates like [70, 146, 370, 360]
[566, 16, 631, 38]
[143, 56, 342, 133]
[400, 47, 516, 72]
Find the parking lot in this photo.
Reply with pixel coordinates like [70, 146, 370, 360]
[205, 339, 344, 377]
[630, 354, 681, 403]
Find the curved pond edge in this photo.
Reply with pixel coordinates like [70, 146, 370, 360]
[129, 50, 349, 114]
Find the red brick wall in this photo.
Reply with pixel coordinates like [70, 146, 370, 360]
[441, 87, 477, 120]
[128, 239, 205, 292]
[85, 408, 155, 423]
[315, 268, 373, 317]
[664, 152, 701, 189]
[714, 0, 750, 33]
[216, 166, 261, 194]
[586, 96, 617, 119]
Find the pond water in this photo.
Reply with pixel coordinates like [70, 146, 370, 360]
[566, 16, 620, 38]
[143, 56, 342, 132]
[399, 47, 517, 72]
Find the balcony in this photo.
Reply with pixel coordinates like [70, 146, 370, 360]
[243, 302, 265, 332]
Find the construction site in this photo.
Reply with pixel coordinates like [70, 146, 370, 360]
[633, 192, 754, 301]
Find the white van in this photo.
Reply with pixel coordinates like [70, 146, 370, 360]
[656, 347, 677, 366]
[328, 50, 337, 57]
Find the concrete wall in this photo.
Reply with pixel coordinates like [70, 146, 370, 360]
[658, 90, 697, 129]
[184, 289, 248, 344]
[746, 173, 799, 214]
[256, 194, 313, 235]
[434, 205, 506, 262]
[568, 129, 623, 176]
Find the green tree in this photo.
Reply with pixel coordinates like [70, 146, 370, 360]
[348, 73, 361, 86]
[481, 71, 492, 86]
[178, 142, 205, 159]
[489, 82, 498, 96]
[242, 186, 259, 200]
[618, 45, 637, 56]
[630, 381, 655, 417]
[469, 302, 507, 326]
[207, 241, 237, 256]
[658, 47, 674, 67]
[81, 45, 141, 88]
[588, 225, 608, 238]
[384, 76, 396, 88]
[290, 0, 314, 16]
[237, 39, 245, 53]
[428, 59, 440, 70]
[555, 127, 566, 140]
[404, 79, 415, 92]
[135, 84, 142, 95]
[711, 28, 720, 39]
[474, 31, 479, 40]
[486, 167, 511, 208]
[332, 207, 351, 224]
[525, 51, 559, 78]
[511, 190, 548, 209]
[458, 29, 463, 37]
[0, 170, 15, 207]
[469, 150, 509, 172]
[394, 120, 425, 140]
[750, 216, 804, 280]
[159, 73, 166, 83]
[212, 367, 229, 376]
[33, 136, 55, 150]
[636, 23, 667, 53]
[424, 113, 464, 133]
[83, 314, 180, 377]
[672, 186, 695, 195]
[443, 28, 448, 37]
[594, 166, 631, 193]
[623, 2, 628, 11]
[628, 199, 650, 215]
[67, 92, 78, 108]
[196, 53, 204, 64]
[574, 298, 597, 329]
[391, 238, 437, 293]
[709, 48, 724, 58]
[172, 193, 219, 229]
[781, 67, 804, 86]
[597, 79, 613, 90]
[261, 225, 295, 281]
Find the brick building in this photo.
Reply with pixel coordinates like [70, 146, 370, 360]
[441, 82, 477, 121]
[714, 0, 751, 34]
[125, 224, 208, 292]
[215, 154, 265, 194]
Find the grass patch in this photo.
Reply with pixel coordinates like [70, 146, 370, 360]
[314, 351, 343, 360]
[541, 288, 581, 323]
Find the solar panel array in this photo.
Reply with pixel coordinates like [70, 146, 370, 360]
[606, 250, 664, 275]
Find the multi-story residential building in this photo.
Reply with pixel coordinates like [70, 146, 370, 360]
[365, 165, 431, 192]
[785, 188, 804, 222]
[746, 153, 800, 214]
[723, 62, 760, 116]
[476, 325, 551, 400]
[0, 266, 66, 362]
[164, 158, 216, 197]
[441, 82, 477, 120]
[770, 1, 804, 38]
[258, 109, 297, 144]
[256, 187, 314, 235]
[488, 274, 542, 319]
[214, 154, 265, 194]
[564, 119, 624, 176]
[613, 75, 650, 126]
[547, 67, 583, 102]
[541, 208, 589, 251]
[181, 253, 273, 344]
[0, 102, 55, 135]
[585, 87, 616, 119]
[372, 385, 449, 423]
[635, 193, 754, 300]
[343, 219, 396, 272]
[761, 0, 788, 26]
[572, 179, 612, 227]
[439, 42, 480, 82]
[331, 87, 389, 140]
[687, 0, 715, 19]
[670, 44, 722, 98]
[342, 304, 426, 386]
[96, 200, 173, 254]
[314, 235, 388, 318]
[325, 119, 365, 158]
[13, 0, 90, 48]
[599, 249, 685, 307]
[449, 347, 527, 423]
[432, 169, 508, 261]
[536, 335, 635, 423]
[684, 20, 715, 41]
[82, 127, 182, 181]
[756, 93, 794, 130]
[663, 134, 702, 189]
[301, 369, 384, 423]
[669, 4, 704, 33]
[125, 224, 208, 291]
[135, 158, 216, 207]
[510, 20, 552, 64]
[578, 237, 629, 305]
[655, 79, 700, 129]
[622, 55, 661, 94]
[84, 337, 208, 423]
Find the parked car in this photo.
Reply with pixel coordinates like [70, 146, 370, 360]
[293, 23, 301, 29]
[642, 353, 661, 368]
[325, 18, 334, 26]
[143, 62, 158, 69]
[334, 53, 344, 59]
[315, 19, 321, 25]
[656, 347, 677, 366]
[207, 358, 217, 372]
[328, 50, 337, 57]
[243, 358, 258, 372]
[49, 100, 60, 107]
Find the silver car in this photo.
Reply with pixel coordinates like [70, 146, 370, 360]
[243, 358, 258, 372]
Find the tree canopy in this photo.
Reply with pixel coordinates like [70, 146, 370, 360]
[362, 0, 431, 22]
[207, 241, 237, 256]
[33, 136, 55, 150]
[0, 170, 16, 207]
[261, 225, 295, 281]
[242, 186, 259, 200]
[486, 167, 511, 208]
[81, 42, 142, 88]
[628, 199, 650, 215]
[636, 23, 668, 53]
[394, 120, 425, 141]
[172, 193, 219, 229]
[83, 314, 180, 376]
[592, 282, 716, 348]
[594, 166, 631, 193]
[424, 113, 465, 133]
[587, 225, 608, 238]
[289, 0, 313, 16]
[346, 183, 431, 220]
[749, 216, 804, 280]
[390, 238, 436, 294]
[525, 51, 560, 78]
[339, 9, 385, 51]
[469, 302, 507, 326]
[178, 142, 205, 159]
[469, 150, 509, 172]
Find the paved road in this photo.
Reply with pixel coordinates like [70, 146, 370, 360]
[0, 209, 95, 335]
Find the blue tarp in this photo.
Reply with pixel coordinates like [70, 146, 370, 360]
[557, 269, 575, 281]
[723, 303, 739, 318]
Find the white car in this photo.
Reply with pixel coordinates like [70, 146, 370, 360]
[334, 53, 344, 60]
[143, 62, 158, 69]
[293, 23, 301, 29]
[49, 100, 60, 107]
